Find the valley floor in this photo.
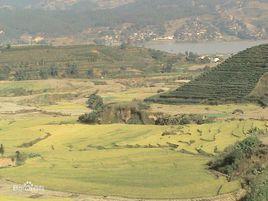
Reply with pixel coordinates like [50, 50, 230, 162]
[0, 79, 266, 201]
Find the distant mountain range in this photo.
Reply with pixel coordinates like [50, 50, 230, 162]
[0, 0, 268, 45]
[0, 0, 134, 10]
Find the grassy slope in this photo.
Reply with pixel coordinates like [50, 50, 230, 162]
[147, 44, 268, 104]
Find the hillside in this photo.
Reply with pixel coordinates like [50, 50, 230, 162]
[0, 44, 188, 80]
[146, 44, 268, 104]
[249, 72, 268, 105]
[0, 0, 268, 45]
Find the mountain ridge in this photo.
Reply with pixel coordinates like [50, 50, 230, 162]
[0, 0, 268, 45]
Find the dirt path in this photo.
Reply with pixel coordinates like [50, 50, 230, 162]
[0, 179, 246, 201]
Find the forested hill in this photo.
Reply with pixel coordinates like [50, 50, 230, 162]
[146, 44, 268, 105]
[0, 44, 187, 80]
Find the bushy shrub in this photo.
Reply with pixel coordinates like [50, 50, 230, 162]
[209, 137, 261, 175]
[28, 153, 42, 158]
[155, 114, 213, 125]
[78, 111, 100, 124]
[243, 169, 268, 201]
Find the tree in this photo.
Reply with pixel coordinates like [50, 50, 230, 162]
[39, 68, 49, 79]
[78, 111, 100, 124]
[6, 44, 11, 49]
[162, 61, 173, 73]
[0, 144, 4, 156]
[66, 63, 78, 77]
[0, 65, 11, 80]
[120, 43, 127, 50]
[88, 53, 98, 62]
[150, 49, 164, 60]
[14, 69, 27, 80]
[86, 93, 104, 112]
[15, 150, 23, 165]
[86, 68, 94, 78]
[185, 51, 198, 62]
[50, 65, 58, 77]
[15, 150, 20, 159]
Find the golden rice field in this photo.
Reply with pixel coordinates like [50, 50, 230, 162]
[0, 113, 266, 199]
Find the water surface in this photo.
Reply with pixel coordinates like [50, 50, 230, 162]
[142, 40, 268, 54]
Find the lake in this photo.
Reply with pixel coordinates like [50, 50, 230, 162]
[142, 40, 268, 55]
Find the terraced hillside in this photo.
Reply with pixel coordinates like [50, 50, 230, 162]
[147, 44, 268, 104]
[0, 45, 183, 80]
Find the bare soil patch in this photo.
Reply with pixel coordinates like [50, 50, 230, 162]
[0, 158, 16, 168]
